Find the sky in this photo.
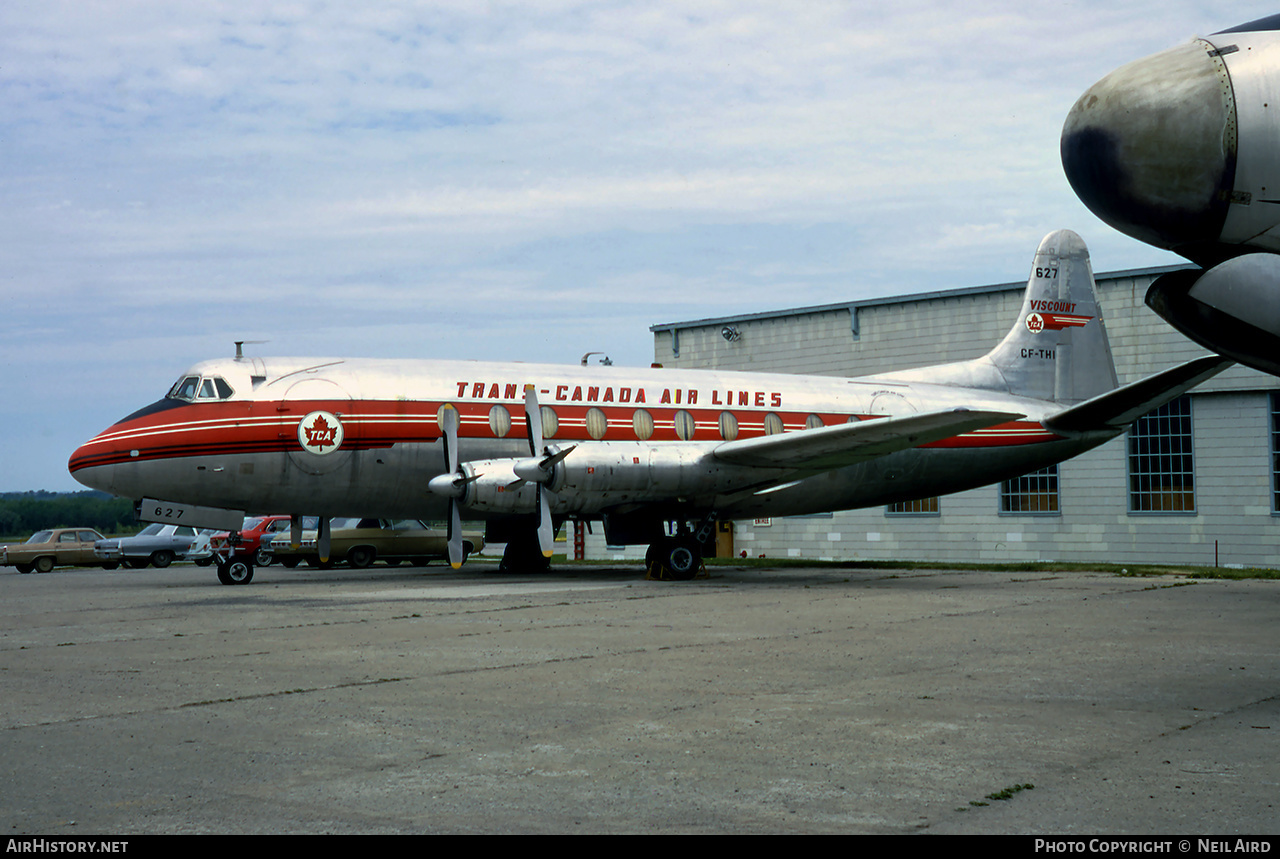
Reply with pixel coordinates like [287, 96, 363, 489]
[3, 1, 1273, 492]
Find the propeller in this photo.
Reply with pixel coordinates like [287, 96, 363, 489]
[514, 385, 575, 558]
[426, 404, 472, 569]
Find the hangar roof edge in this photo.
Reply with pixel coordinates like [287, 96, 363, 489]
[649, 263, 1193, 333]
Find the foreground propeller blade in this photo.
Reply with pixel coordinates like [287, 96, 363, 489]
[290, 514, 303, 549]
[537, 485, 554, 558]
[447, 498, 464, 569]
[436, 403, 468, 569]
[441, 403, 459, 474]
[524, 384, 543, 456]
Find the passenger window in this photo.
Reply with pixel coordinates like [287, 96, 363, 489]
[489, 405, 512, 438]
[586, 408, 608, 440]
[633, 409, 654, 441]
[539, 406, 559, 439]
[673, 410, 696, 441]
[718, 412, 739, 441]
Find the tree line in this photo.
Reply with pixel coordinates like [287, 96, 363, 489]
[0, 491, 138, 539]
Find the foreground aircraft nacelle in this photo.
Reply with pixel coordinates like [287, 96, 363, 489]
[1062, 13, 1280, 375]
[70, 230, 1232, 583]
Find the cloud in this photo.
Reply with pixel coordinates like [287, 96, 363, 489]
[0, 0, 1268, 489]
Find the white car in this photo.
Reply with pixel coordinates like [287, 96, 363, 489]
[94, 523, 213, 569]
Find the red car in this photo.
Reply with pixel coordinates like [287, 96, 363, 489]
[209, 516, 292, 567]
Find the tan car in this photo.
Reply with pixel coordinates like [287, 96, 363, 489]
[2, 528, 111, 573]
[266, 518, 484, 568]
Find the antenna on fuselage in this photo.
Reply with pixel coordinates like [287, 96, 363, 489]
[234, 340, 268, 360]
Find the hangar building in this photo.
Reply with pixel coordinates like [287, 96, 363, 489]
[580, 263, 1280, 569]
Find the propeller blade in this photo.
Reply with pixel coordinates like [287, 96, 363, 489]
[447, 499, 464, 569]
[524, 384, 543, 456]
[290, 514, 302, 549]
[537, 485, 554, 558]
[441, 403, 459, 474]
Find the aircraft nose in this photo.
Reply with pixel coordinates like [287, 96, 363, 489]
[69, 434, 116, 494]
[1061, 40, 1237, 257]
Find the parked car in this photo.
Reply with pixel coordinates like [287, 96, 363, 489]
[94, 523, 212, 569]
[265, 518, 484, 568]
[2, 528, 110, 573]
[209, 515, 293, 567]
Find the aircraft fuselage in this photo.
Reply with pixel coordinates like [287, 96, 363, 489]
[69, 356, 1102, 524]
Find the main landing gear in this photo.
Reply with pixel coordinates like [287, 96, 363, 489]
[498, 532, 551, 573]
[644, 530, 710, 581]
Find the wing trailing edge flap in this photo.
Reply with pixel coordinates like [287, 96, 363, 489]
[1044, 355, 1234, 434]
[712, 407, 1025, 471]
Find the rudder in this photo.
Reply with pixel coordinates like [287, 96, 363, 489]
[984, 229, 1118, 404]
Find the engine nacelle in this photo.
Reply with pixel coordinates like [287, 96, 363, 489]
[1062, 15, 1280, 376]
[1062, 20, 1280, 262]
[1146, 254, 1280, 377]
[458, 442, 782, 517]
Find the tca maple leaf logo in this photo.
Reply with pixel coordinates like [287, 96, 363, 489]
[298, 411, 344, 455]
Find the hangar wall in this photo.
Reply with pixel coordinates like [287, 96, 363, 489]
[614, 265, 1280, 569]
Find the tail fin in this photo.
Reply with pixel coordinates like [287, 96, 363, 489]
[982, 229, 1118, 403]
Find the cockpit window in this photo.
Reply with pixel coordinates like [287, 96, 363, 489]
[169, 376, 200, 401]
[168, 374, 235, 402]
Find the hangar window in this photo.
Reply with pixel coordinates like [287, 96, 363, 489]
[1127, 395, 1195, 513]
[1000, 465, 1060, 514]
[886, 497, 939, 515]
[1271, 393, 1280, 513]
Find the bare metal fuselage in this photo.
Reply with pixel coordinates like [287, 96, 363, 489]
[70, 356, 1112, 524]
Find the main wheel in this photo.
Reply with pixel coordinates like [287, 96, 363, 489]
[216, 558, 254, 585]
[665, 539, 701, 580]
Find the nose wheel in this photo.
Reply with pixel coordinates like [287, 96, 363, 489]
[217, 557, 254, 585]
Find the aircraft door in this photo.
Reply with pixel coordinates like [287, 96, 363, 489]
[280, 378, 357, 476]
[868, 389, 925, 483]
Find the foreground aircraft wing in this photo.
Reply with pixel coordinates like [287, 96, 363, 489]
[712, 408, 1023, 471]
[1044, 355, 1233, 433]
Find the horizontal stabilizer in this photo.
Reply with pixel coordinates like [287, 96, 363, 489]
[713, 408, 1024, 470]
[1044, 355, 1233, 433]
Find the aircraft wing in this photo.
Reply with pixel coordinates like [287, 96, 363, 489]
[1044, 355, 1233, 433]
[711, 408, 1024, 471]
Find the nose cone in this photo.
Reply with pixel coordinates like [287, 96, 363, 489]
[1061, 40, 1236, 257]
[69, 433, 120, 494]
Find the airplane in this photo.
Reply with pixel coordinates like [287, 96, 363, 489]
[1061, 13, 1280, 376]
[69, 229, 1230, 585]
